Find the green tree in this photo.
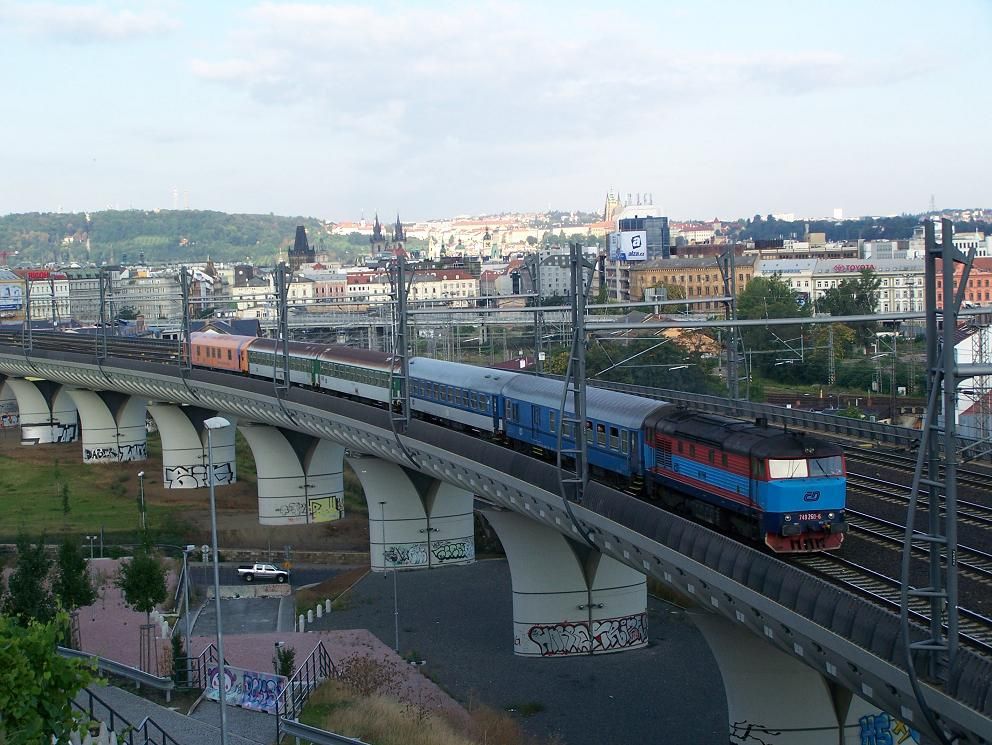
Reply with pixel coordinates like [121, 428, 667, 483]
[0, 613, 96, 743]
[115, 549, 166, 624]
[736, 275, 809, 377]
[2, 533, 55, 625]
[54, 536, 96, 612]
[815, 269, 881, 346]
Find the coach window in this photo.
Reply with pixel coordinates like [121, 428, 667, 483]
[620, 431, 629, 454]
[596, 423, 606, 446]
[532, 406, 541, 426]
[708, 450, 715, 464]
[722, 454, 728, 467]
[433, 383, 440, 400]
[549, 410, 557, 433]
[609, 426, 619, 449]
[689, 444, 695, 458]
[469, 392, 478, 409]
[227, 350, 232, 361]
[677, 442, 683, 453]
[481, 395, 490, 412]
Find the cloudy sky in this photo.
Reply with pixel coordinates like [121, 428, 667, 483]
[1, 0, 989, 221]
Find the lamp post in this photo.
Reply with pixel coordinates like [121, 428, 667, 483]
[85, 535, 97, 561]
[204, 415, 231, 745]
[137, 471, 146, 531]
[182, 544, 196, 688]
[379, 501, 399, 653]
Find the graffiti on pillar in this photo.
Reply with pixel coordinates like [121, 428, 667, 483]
[384, 543, 429, 567]
[83, 442, 147, 463]
[729, 721, 782, 744]
[527, 613, 648, 657]
[307, 496, 343, 523]
[52, 423, 77, 443]
[1, 413, 19, 428]
[591, 613, 647, 652]
[274, 501, 310, 519]
[164, 462, 234, 488]
[857, 712, 919, 745]
[430, 539, 474, 564]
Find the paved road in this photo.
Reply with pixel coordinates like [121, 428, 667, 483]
[189, 562, 343, 589]
[308, 559, 727, 745]
[193, 597, 281, 636]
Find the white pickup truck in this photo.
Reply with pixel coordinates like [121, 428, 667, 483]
[237, 562, 290, 583]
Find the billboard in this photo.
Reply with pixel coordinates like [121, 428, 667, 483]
[619, 231, 647, 261]
[0, 283, 22, 312]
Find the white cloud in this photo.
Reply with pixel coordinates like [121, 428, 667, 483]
[0, 1, 179, 42]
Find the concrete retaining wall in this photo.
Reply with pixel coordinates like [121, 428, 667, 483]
[205, 583, 292, 599]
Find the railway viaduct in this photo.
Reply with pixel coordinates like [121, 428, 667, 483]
[0, 337, 989, 745]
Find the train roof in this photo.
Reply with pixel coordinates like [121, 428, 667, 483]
[502, 375, 661, 429]
[645, 406, 842, 459]
[249, 337, 396, 369]
[409, 357, 520, 395]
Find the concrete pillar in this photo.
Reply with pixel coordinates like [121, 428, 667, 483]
[65, 389, 146, 463]
[307, 609, 313, 624]
[298, 614, 305, 632]
[3, 378, 78, 444]
[692, 612, 920, 744]
[146, 403, 237, 488]
[348, 456, 474, 571]
[482, 508, 648, 658]
[325, 599, 331, 614]
[238, 423, 344, 524]
[316, 604, 323, 618]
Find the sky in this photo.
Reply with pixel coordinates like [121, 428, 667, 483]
[1, 0, 989, 222]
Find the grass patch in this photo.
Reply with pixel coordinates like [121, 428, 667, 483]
[295, 566, 368, 616]
[300, 660, 562, 745]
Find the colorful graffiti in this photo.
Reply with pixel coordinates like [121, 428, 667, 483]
[858, 712, 920, 745]
[205, 664, 287, 715]
[526, 613, 649, 656]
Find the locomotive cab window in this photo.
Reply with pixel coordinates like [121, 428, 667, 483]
[768, 459, 808, 479]
[809, 456, 843, 476]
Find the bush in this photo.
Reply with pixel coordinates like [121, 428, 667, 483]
[273, 644, 297, 678]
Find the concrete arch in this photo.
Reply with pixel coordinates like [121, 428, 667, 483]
[693, 612, 920, 745]
[482, 508, 648, 658]
[146, 403, 237, 488]
[238, 422, 344, 525]
[348, 455, 475, 571]
[4, 377, 78, 444]
[65, 389, 147, 463]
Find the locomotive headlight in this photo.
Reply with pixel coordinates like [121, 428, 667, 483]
[784, 514, 792, 522]
[828, 512, 836, 519]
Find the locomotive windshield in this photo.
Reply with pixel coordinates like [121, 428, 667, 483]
[767, 455, 844, 479]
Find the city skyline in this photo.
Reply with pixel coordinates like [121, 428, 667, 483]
[1, 0, 989, 222]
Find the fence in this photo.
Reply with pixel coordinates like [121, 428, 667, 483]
[70, 687, 179, 745]
[275, 640, 338, 741]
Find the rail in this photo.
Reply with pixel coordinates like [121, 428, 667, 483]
[276, 641, 338, 741]
[188, 642, 223, 691]
[71, 687, 180, 745]
[57, 647, 174, 703]
[277, 719, 370, 745]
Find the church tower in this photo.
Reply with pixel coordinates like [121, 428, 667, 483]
[392, 214, 405, 257]
[370, 213, 386, 255]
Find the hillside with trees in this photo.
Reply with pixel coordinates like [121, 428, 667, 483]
[0, 210, 333, 266]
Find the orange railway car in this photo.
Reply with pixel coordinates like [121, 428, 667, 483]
[190, 332, 255, 373]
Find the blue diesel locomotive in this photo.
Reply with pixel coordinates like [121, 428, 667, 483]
[191, 332, 847, 552]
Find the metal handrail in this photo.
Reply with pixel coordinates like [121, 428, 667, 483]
[58, 647, 175, 698]
[276, 641, 338, 740]
[73, 687, 180, 745]
[188, 642, 223, 690]
[278, 719, 369, 745]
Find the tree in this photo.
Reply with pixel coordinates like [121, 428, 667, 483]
[0, 613, 95, 743]
[2, 533, 55, 626]
[273, 644, 297, 678]
[54, 536, 96, 612]
[815, 269, 881, 346]
[736, 275, 809, 377]
[115, 549, 166, 624]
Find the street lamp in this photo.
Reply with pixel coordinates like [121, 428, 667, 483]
[204, 415, 231, 745]
[137, 471, 146, 531]
[379, 501, 399, 653]
[85, 535, 97, 561]
[181, 544, 196, 688]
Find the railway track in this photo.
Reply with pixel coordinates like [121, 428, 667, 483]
[846, 448, 992, 494]
[0, 330, 181, 363]
[790, 552, 992, 656]
[846, 509, 992, 584]
[846, 473, 992, 529]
